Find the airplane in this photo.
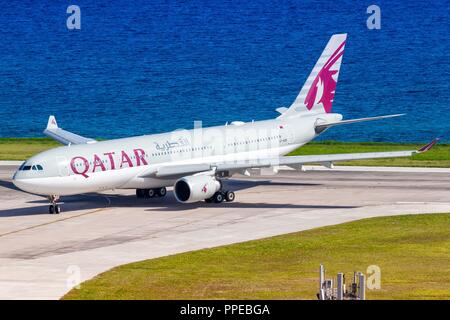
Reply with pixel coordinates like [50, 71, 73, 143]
[12, 34, 438, 214]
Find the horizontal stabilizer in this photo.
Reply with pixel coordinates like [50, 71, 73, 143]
[315, 113, 405, 133]
[43, 115, 97, 145]
[275, 107, 288, 115]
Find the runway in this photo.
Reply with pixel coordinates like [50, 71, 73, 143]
[0, 164, 449, 299]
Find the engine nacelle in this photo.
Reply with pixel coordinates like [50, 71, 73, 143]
[174, 175, 221, 203]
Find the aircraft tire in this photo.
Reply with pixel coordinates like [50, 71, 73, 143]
[147, 188, 155, 198]
[136, 189, 145, 198]
[213, 192, 225, 203]
[157, 187, 167, 197]
[225, 191, 235, 202]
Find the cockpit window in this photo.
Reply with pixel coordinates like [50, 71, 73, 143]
[20, 164, 43, 171]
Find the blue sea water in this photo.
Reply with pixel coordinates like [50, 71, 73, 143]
[0, 0, 448, 142]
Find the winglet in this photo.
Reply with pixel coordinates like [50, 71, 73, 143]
[417, 138, 440, 153]
[46, 115, 58, 130]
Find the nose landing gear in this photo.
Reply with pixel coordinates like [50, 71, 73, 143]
[47, 195, 61, 214]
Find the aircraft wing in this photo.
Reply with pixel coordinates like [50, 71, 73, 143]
[142, 139, 439, 178]
[43, 116, 97, 145]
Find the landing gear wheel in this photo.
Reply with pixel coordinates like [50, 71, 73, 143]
[157, 187, 167, 197]
[136, 189, 146, 198]
[48, 204, 60, 214]
[147, 188, 156, 198]
[225, 191, 235, 202]
[205, 198, 213, 203]
[47, 195, 61, 214]
[213, 192, 225, 203]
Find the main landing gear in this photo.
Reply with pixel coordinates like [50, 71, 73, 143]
[136, 187, 167, 199]
[48, 195, 61, 214]
[205, 190, 235, 204]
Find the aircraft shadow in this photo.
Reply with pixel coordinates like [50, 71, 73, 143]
[0, 179, 334, 217]
[149, 199, 358, 211]
[0, 179, 19, 191]
[224, 179, 321, 191]
[0, 193, 356, 217]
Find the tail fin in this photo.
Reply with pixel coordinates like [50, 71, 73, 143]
[279, 34, 347, 118]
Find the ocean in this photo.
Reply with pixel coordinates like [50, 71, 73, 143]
[0, 0, 448, 142]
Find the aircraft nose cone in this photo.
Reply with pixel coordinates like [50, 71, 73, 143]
[12, 176, 24, 190]
[12, 177, 35, 194]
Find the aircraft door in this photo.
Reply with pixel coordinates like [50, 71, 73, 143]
[56, 156, 70, 177]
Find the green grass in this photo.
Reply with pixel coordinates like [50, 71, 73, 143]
[0, 138, 60, 160]
[63, 213, 450, 300]
[0, 138, 449, 167]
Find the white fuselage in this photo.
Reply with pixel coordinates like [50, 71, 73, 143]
[12, 113, 342, 196]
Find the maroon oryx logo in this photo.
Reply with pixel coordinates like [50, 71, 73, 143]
[304, 40, 345, 113]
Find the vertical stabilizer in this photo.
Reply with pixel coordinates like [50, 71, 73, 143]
[279, 34, 347, 118]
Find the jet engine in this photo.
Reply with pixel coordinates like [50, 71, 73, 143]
[174, 175, 221, 203]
